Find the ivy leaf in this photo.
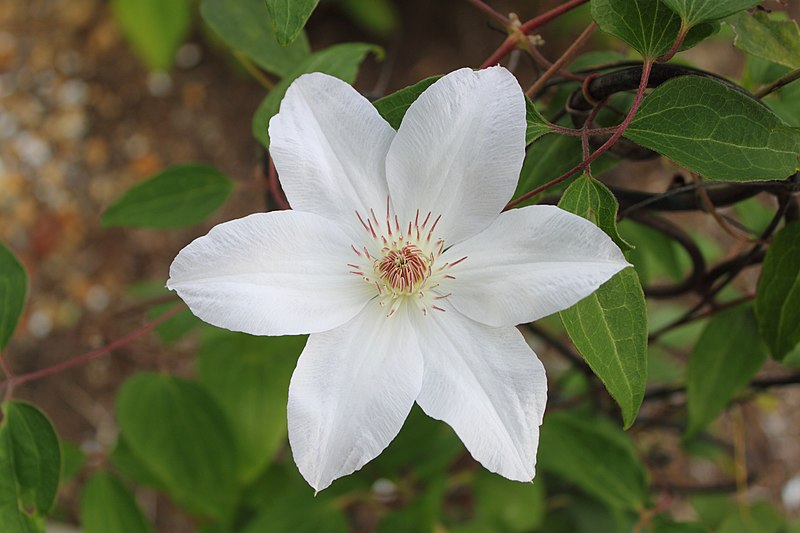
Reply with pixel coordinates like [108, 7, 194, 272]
[265, 0, 320, 46]
[115, 373, 237, 521]
[728, 11, 800, 70]
[685, 304, 767, 438]
[110, 0, 190, 71]
[253, 43, 381, 149]
[558, 174, 633, 252]
[101, 164, 234, 229]
[0, 402, 61, 524]
[661, 0, 760, 26]
[559, 268, 647, 428]
[755, 221, 800, 360]
[200, 0, 310, 77]
[374, 76, 440, 129]
[626, 76, 800, 181]
[197, 332, 305, 484]
[591, 0, 717, 58]
[0, 244, 27, 350]
[538, 411, 648, 510]
[79, 472, 153, 533]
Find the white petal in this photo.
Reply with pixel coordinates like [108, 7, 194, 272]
[167, 211, 371, 336]
[385, 66, 526, 245]
[288, 305, 424, 491]
[413, 311, 547, 481]
[443, 205, 630, 327]
[268, 73, 395, 234]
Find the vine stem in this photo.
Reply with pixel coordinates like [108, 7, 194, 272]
[0, 303, 185, 395]
[525, 22, 596, 98]
[480, 0, 590, 68]
[0, 353, 15, 402]
[506, 59, 654, 209]
[466, 0, 510, 26]
[234, 51, 275, 90]
[657, 21, 688, 63]
[755, 67, 800, 98]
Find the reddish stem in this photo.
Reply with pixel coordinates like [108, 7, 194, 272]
[526, 22, 596, 98]
[506, 59, 653, 209]
[0, 353, 14, 402]
[467, 0, 511, 26]
[0, 303, 185, 393]
[481, 0, 591, 68]
[657, 21, 688, 63]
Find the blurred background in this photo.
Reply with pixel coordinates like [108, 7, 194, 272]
[2, 0, 800, 531]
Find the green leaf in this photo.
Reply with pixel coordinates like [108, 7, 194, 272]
[626, 76, 800, 181]
[652, 516, 709, 532]
[0, 244, 27, 350]
[374, 76, 440, 129]
[378, 478, 445, 533]
[197, 332, 305, 484]
[590, 0, 717, 58]
[685, 304, 767, 437]
[559, 268, 647, 428]
[470, 470, 545, 532]
[59, 440, 86, 483]
[755, 221, 800, 359]
[661, 0, 759, 26]
[618, 220, 685, 285]
[265, 0, 319, 46]
[115, 373, 237, 520]
[110, 0, 190, 71]
[200, 0, 310, 77]
[339, 0, 398, 37]
[109, 437, 166, 491]
[241, 463, 349, 533]
[0, 402, 61, 520]
[526, 97, 552, 144]
[728, 11, 800, 70]
[718, 501, 785, 533]
[370, 405, 461, 480]
[253, 43, 381, 149]
[558, 174, 633, 252]
[538, 411, 648, 510]
[101, 164, 234, 229]
[79, 472, 153, 533]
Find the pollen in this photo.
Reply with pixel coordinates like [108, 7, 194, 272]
[349, 198, 465, 317]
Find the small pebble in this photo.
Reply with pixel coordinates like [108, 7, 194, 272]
[58, 79, 89, 107]
[176, 43, 202, 69]
[147, 71, 172, 97]
[14, 131, 51, 167]
[28, 309, 53, 338]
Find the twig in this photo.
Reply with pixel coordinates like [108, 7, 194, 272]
[648, 295, 754, 342]
[480, 0, 591, 68]
[234, 51, 275, 90]
[755, 68, 800, 98]
[526, 23, 597, 98]
[506, 59, 653, 209]
[466, 0, 510, 26]
[0, 304, 185, 392]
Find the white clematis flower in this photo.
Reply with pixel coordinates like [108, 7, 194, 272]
[167, 66, 630, 492]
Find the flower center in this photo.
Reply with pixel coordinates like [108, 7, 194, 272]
[377, 244, 429, 294]
[348, 199, 465, 317]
